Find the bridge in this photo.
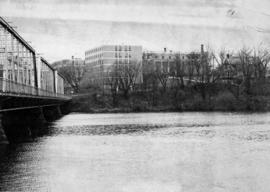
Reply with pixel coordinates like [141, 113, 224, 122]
[0, 17, 72, 143]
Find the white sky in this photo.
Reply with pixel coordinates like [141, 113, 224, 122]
[0, 0, 270, 62]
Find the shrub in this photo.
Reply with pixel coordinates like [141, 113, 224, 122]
[214, 91, 237, 111]
[246, 96, 270, 111]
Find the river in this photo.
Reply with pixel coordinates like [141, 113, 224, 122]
[0, 112, 270, 192]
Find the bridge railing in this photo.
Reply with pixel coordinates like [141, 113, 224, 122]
[0, 78, 70, 99]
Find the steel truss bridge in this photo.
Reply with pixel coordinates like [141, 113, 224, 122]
[0, 16, 72, 143]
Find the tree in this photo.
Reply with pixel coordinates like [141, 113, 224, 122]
[213, 49, 240, 98]
[237, 47, 270, 95]
[114, 60, 141, 99]
[169, 54, 188, 108]
[173, 53, 186, 88]
[238, 48, 255, 95]
[154, 69, 169, 92]
[213, 49, 233, 81]
[105, 64, 120, 106]
[253, 48, 270, 83]
[186, 48, 217, 100]
[58, 63, 85, 93]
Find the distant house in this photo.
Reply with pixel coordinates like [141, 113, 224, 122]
[219, 53, 270, 83]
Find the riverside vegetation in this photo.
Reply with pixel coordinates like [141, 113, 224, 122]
[63, 47, 270, 113]
[71, 83, 270, 113]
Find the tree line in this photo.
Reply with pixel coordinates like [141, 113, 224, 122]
[60, 47, 270, 111]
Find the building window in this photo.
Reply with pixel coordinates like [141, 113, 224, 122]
[129, 46, 131, 51]
[115, 46, 117, 51]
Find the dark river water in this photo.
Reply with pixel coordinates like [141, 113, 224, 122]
[1, 112, 270, 192]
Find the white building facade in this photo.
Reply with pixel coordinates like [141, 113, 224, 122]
[85, 45, 143, 86]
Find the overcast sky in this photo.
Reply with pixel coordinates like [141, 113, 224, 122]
[1, 0, 270, 62]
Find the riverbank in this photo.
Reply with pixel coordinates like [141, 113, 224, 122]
[71, 90, 270, 113]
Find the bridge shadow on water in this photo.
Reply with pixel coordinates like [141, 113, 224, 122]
[0, 120, 54, 184]
[0, 101, 71, 144]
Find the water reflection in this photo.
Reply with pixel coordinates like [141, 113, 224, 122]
[0, 112, 270, 192]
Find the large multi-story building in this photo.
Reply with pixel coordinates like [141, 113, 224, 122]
[85, 45, 143, 86]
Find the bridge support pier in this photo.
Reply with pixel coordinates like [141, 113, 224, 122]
[1, 108, 47, 143]
[0, 116, 8, 144]
[28, 108, 47, 138]
[43, 105, 62, 122]
[60, 102, 71, 115]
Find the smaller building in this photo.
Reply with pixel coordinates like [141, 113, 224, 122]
[143, 48, 176, 75]
[142, 45, 213, 88]
[52, 57, 85, 70]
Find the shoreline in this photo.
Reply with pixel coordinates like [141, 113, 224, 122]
[71, 88, 270, 115]
[71, 107, 270, 114]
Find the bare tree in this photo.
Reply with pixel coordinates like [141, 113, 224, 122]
[116, 60, 142, 99]
[154, 70, 169, 92]
[186, 52, 198, 84]
[200, 47, 217, 84]
[186, 48, 217, 100]
[213, 49, 231, 80]
[105, 64, 120, 106]
[253, 48, 270, 82]
[172, 53, 185, 88]
[58, 64, 85, 93]
[237, 48, 255, 95]
[236, 47, 270, 96]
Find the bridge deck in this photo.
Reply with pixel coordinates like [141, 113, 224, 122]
[0, 104, 61, 113]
